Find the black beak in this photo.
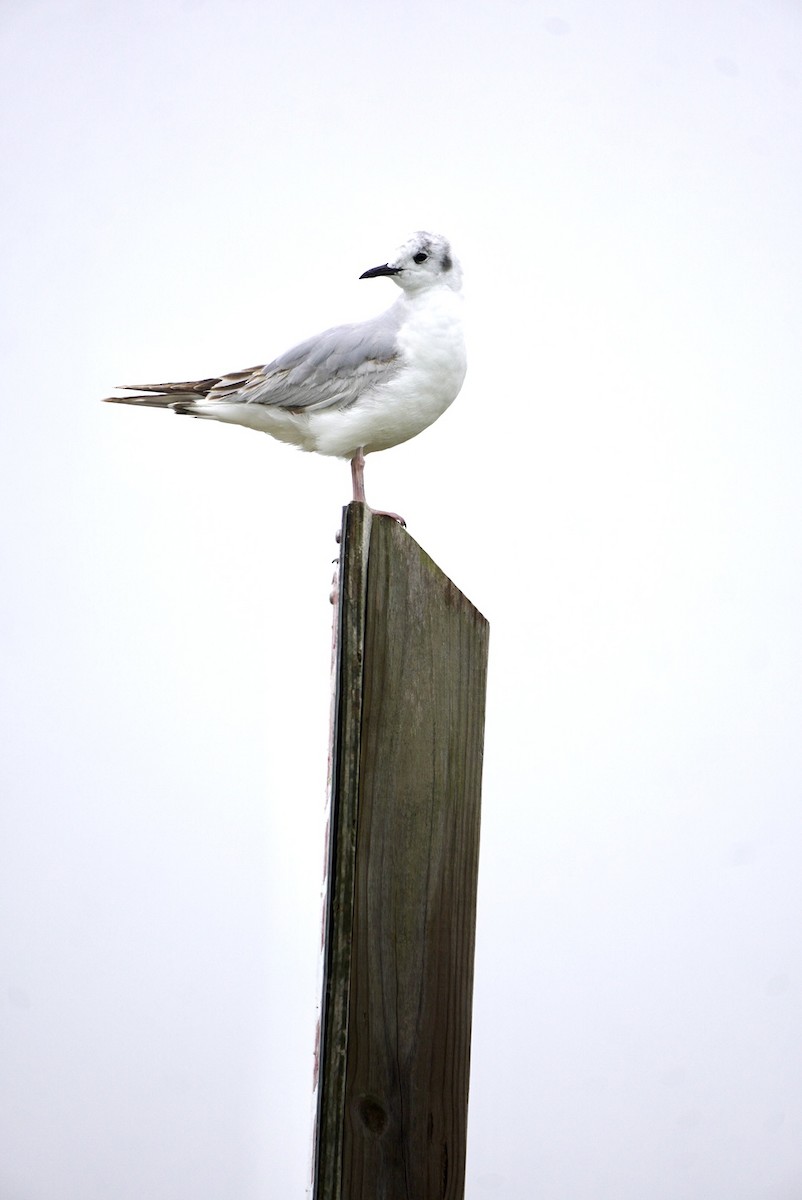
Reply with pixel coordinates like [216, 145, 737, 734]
[359, 263, 402, 279]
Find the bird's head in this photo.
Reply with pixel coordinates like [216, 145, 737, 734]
[360, 232, 462, 294]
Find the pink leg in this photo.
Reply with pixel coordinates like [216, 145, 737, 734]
[348, 448, 406, 526]
[350, 448, 366, 503]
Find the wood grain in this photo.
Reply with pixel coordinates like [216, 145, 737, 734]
[314, 504, 489, 1200]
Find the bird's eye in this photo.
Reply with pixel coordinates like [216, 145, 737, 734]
[412, 252, 428, 264]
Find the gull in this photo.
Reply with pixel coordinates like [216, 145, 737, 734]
[104, 231, 466, 518]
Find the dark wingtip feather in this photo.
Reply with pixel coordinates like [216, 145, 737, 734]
[101, 376, 222, 409]
[101, 392, 178, 409]
[118, 378, 221, 395]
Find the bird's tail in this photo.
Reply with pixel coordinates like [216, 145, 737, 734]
[102, 378, 222, 414]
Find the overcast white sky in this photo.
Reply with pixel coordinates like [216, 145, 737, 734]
[2, 1, 802, 1197]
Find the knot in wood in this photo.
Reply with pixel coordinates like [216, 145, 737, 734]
[356, 1094, 389, 1136]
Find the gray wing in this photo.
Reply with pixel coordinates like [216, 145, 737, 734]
[210, 304, 404, 412]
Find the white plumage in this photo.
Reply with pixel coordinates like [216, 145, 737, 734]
[104, 231, 466, 512]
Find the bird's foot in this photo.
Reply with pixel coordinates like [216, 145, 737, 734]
[370, 508, 406, 526]
[349, 448, 404, 523]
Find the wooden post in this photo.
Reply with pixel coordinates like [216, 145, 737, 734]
[314, 502, 489, 1200]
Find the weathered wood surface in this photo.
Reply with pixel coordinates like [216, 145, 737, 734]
[314, 503, 489, 1200]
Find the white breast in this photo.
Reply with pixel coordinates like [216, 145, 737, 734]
[309, 288, 467, 459]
